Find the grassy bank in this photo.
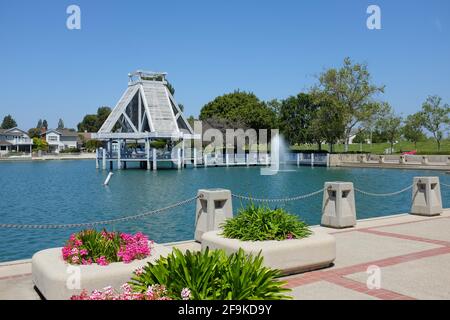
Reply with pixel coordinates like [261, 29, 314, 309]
[291, 139, 450, 155]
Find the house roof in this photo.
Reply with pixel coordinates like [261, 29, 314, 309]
[0, 127, 29, 137]
[45, 129, 79, 137]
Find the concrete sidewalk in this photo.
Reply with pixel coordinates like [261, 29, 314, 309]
[1, 210, 450, 300]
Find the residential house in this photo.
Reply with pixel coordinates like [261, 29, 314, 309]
[0, 127, 33, 156]
[43, 129, 79, 153]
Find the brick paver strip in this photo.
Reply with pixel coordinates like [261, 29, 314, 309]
[357, 228, 450, 247]
[286, 218, 450, 300]
[0, 273, 32, 281]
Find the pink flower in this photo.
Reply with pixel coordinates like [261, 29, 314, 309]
[81, 258, 92, 265]
[134, 267, 144, 276]
[71, 255, 80, 264]
[181, 288, 191, 300]
[96, 256, 109, 266]
[286, 232, 294, 240]
[79, 249, 88, 256]
[89, 290, 103, 300]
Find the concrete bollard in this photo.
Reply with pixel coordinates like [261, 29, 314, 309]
[411, 177, 442, 216]
[379, 156, 385, 164]
[421, 156, 429, 165]
[194, 189, 233, 242]
[399, 155, 406, 164]
[321, 182, 356, 229]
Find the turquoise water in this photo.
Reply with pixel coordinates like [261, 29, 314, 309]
[0, 160, 449, 262]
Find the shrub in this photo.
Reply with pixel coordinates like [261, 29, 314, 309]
[60, 147, 80, 153]
[62, 230, 151, 266]
[130, 248, 291, 300]
[221, 204, 312, 241]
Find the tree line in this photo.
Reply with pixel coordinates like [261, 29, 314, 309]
[197, 58, 450, 152]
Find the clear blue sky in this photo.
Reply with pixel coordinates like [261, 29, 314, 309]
[0, 0, 449, 130]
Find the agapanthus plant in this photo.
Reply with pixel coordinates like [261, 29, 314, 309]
[62, 229, 152, 266]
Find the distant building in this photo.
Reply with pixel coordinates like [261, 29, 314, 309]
[0, 127, 33, 156]
[42, 129, 78, 153]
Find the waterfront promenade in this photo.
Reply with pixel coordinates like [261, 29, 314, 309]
[1, 209, 449, 300]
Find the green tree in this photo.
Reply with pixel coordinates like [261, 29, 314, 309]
[376, 104, 403, 154]
[402, 113, 426, 149]
[32, 137, 48, 151]
[187, 115, 196, 128]
[95, 106, 112, 130]
[42, 119, 48, 130]
[57, 118, 65, 129]
[1, 115, 17, 129]
[279, 93, 318, 146]
[36, 119, 43, 129]
[28, 128, 42, 139]
[312, 57, 385, 152]
[199, 91, 276, 129]
[84, 139, 103, 152]
[420, 95, 450, 151]
[77, 107, 112, 132]
[310, 99, 346, 152]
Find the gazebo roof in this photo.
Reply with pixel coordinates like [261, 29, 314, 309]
[95, 71, 193, 140]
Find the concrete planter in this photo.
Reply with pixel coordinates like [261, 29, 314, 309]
[201, 230, 336, 275]
[32, 243, 171, 300]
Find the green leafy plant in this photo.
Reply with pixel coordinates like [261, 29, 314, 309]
[130, 248, 291, 300]
[221, 204, 312, 241]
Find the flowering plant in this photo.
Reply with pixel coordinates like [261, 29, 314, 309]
[62, 229, 151, 266]
[70, 283, 191, 300]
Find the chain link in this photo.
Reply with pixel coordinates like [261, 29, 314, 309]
[232, 188, 324, 203]
[0, 195, 198, 229]
[354, 184, 413, 197]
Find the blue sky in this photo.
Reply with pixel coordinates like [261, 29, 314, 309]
[0, 0, 449, 130]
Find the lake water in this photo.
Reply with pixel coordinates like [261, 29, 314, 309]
[0, 160, 449, 262]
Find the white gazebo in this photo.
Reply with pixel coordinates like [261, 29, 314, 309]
[92, 71, 200, 170]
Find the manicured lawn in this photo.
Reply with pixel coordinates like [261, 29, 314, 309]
[291, 139, 450, 155]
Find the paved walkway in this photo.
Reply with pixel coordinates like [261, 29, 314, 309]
[1, 210, 449, 300]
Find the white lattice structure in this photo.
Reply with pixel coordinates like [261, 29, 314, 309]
[92, 71, 200, 171]
[94, 71, 194, 139]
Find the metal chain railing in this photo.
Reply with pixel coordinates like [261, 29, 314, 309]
[1, 181, 446, 229]
[0, 195, 198, 229]
[354, 184, 414, 197]
[232, 187, 324, 203]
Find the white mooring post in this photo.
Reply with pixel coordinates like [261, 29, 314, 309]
[193, 148, 197, 167]
[102, 148, 106, 170]
[177, 148, 182, 170]
[246, 154, 249, 167]
[411, 177, 442, 216]
[117, 139, 122, 170]
[204, 154, 208, 167]
[182, 140, 185, 168]
[194, 189, 233, 242]
[297, 153, 300, 166]
[95, 149, 99, 169]
[321, 182, 356, 229]
[311, 153, 315, 167]
[146, 139, 150, 170]
[152, 148, 157, 171]
[226, 153, 229, 167]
